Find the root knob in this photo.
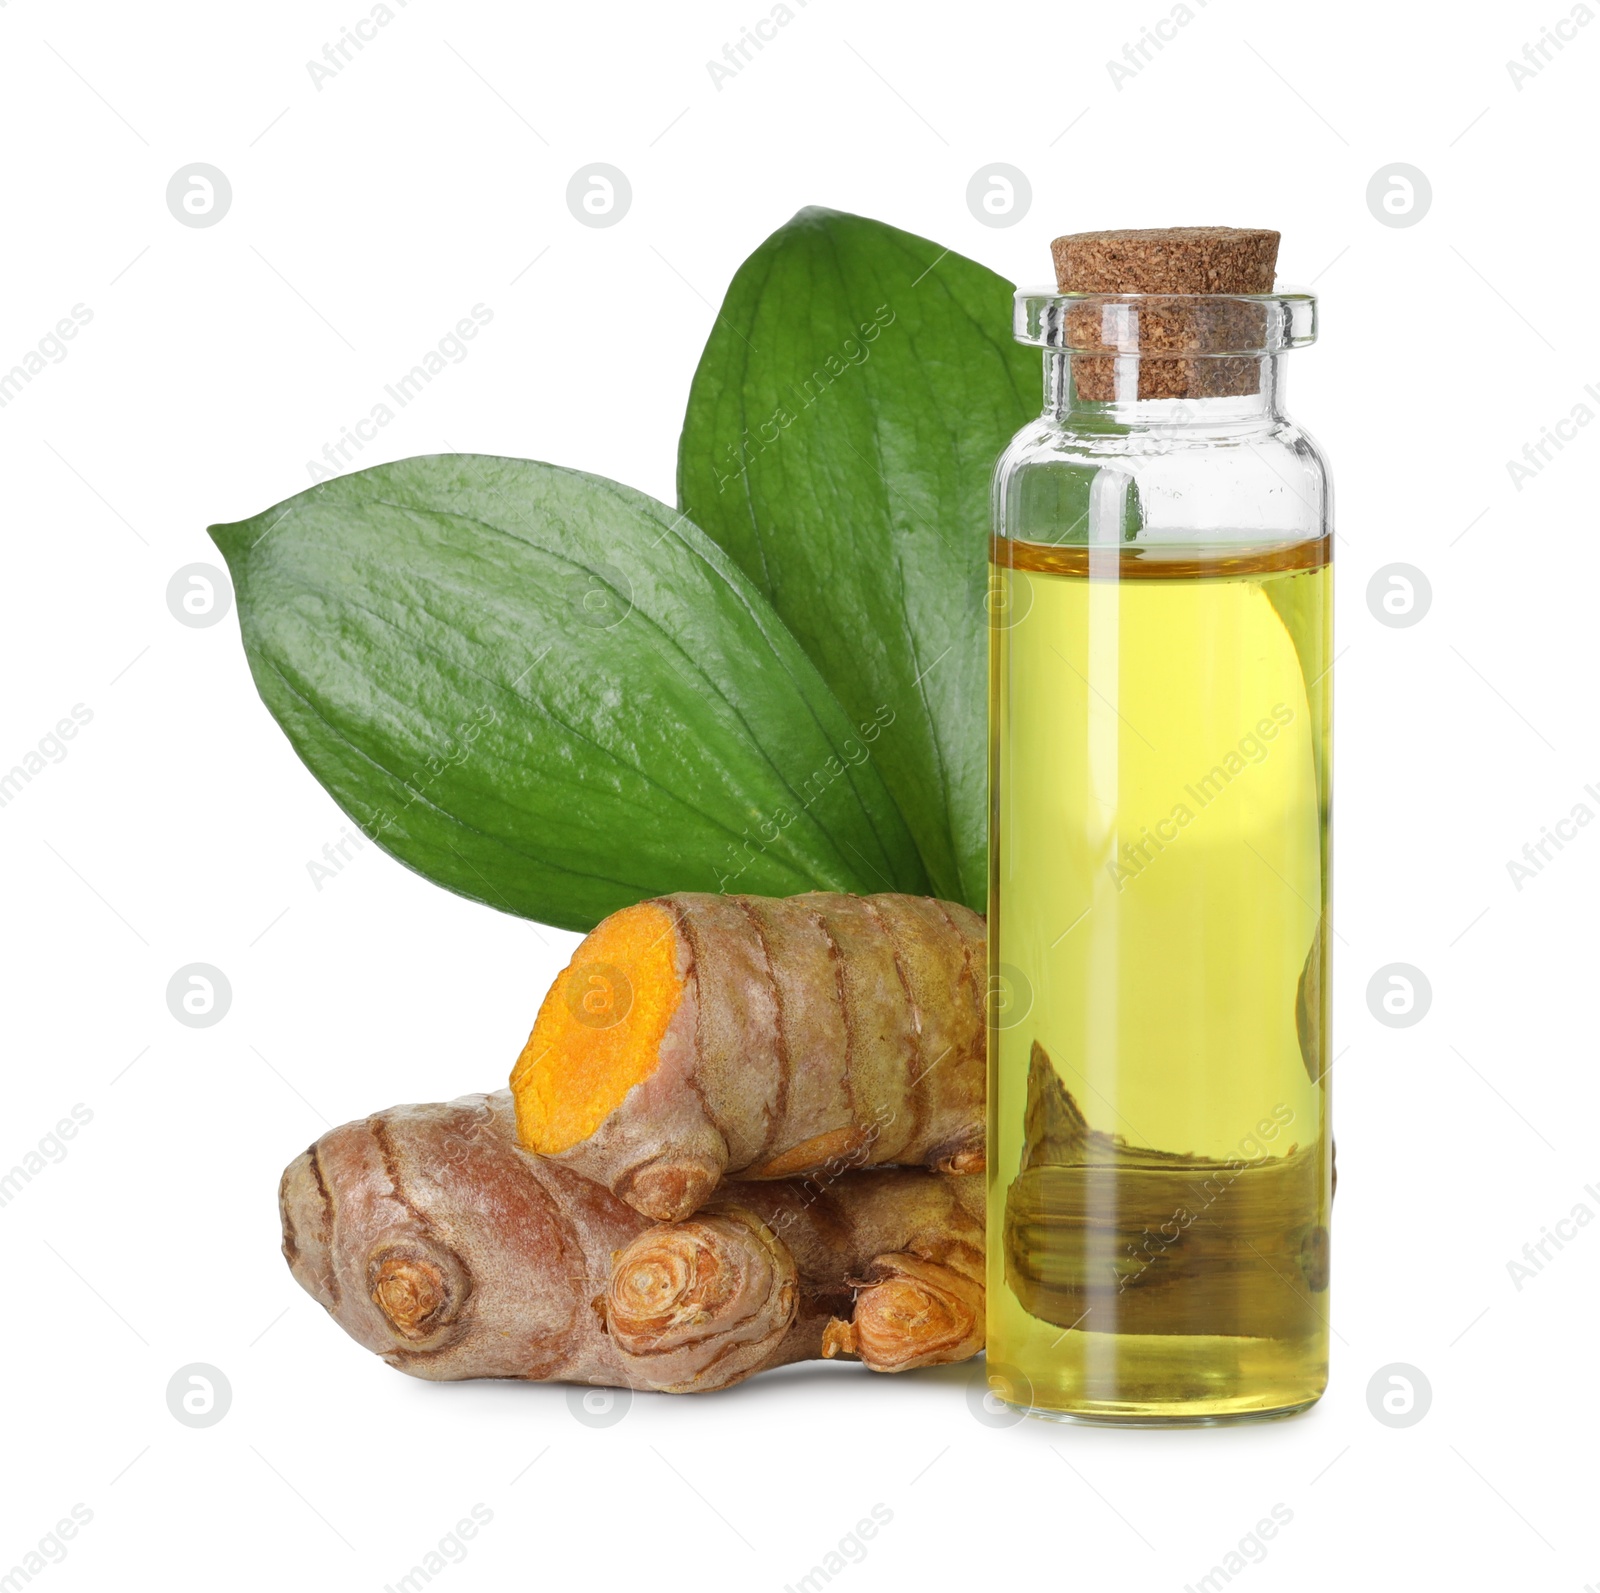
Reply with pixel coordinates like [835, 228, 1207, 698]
[622, 1157, 723, 1224]
[837, 1253, 984, 1373]
[367, 1242, 467, 1344]
[604, 1207, 797, 1392]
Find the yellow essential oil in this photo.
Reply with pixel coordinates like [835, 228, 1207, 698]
[987, 535, 1332, 1422]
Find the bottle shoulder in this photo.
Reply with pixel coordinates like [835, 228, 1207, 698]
[998, 411, 1329, 466]
[994, 412, 1332, 542]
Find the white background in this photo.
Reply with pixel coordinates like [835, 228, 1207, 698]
[1, 0, 1594, 1588]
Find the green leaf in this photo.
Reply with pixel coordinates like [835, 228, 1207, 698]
[679, 207, 1037, 910]
[211, 454, 929, 932]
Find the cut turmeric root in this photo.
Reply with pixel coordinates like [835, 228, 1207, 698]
[280, 1090, 986, 1393]
[509, 891, 987, 1221]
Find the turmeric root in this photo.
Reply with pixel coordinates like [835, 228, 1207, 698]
[1003, 1041, 1329, 1339]
[280, 1089, 985, 1393]
[820, 1254, 985, 1373]
[509, 891, 987, 1221]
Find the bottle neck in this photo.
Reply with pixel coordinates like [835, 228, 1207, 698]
[1046, 351, 1288, 428]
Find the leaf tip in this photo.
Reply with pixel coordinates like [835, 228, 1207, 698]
[785, 204, 865, 239]
[207, 516, 248, 569]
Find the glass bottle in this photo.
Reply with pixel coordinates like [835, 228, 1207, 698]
[986, 286, 1332, 1422]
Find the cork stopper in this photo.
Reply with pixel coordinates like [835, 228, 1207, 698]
[1050, 226, 1281, 400]
[1051, 227, 1279, 296]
